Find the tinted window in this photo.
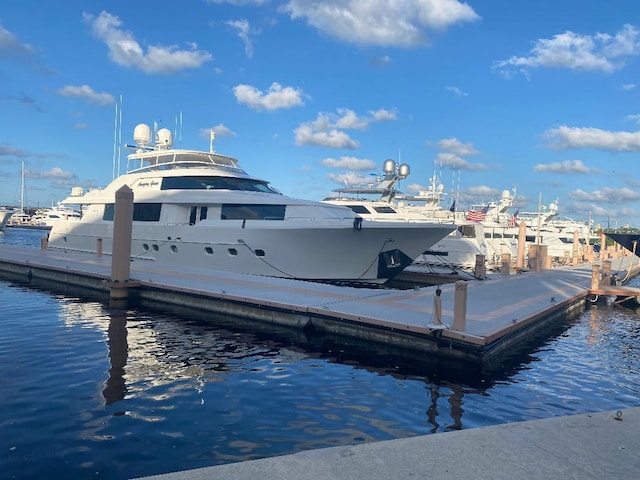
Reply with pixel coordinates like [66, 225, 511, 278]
[162, 176, 279, 193]
[221, 204, 285, 220]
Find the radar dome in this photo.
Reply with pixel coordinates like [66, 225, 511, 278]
[156, 128, 173, 148]
[501, 190, 511, 199]
[398, 163, 410, 179]
[383, 159, 396, 174]
[133, 124, 152, 146]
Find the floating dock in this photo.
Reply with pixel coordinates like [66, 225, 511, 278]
[0, 243, 637, 364]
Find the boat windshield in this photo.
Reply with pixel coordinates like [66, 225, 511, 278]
[161, 176, 281, 194]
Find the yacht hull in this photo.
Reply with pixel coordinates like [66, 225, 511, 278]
[48, 218, 454, 283]
[605, 233, 640, 257]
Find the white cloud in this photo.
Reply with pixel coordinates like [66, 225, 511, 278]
[544, 125, 640, 152]
[321, 156, 377, 170]
[294, 108, 395, 148]
[625, 114, 640, 124]
[438, 137, 479, 156]
[532, 159, 599, 174]
[435, 152, 487, 171]
[568, 187, 640, 203]
[282, 0, 479, 47]
[369, 108, 397, 121]
[445, 85, 468, 97]
[494, 24, 640, 77]
[233, 82, 305, 111]
[83, 11, 212, 74]
[25, 167, 76, 180]
[622, 83, 636, 91]
[57, 85, 114, 106]
[327, 171, 375, 186]
[199, 123, 236, 140]
[295, 123, 359, 149]
[226, 19, 256, 57]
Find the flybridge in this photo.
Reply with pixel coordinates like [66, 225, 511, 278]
[125, 123, 243, 174]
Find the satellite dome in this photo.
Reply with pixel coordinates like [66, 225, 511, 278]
[398, 163, 410, 179]
[383, 159, 396, 174]
[133, 124, 152, 146]
[156, 128, 173, 148]
[501, 189, 511, 199]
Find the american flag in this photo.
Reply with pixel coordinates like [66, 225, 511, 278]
[507, 208, 519, 228]
[466, 205, 489, 222]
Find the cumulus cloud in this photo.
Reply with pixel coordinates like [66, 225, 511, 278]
[369, 108, 397, 121]
[83, 11, 212, 74]
[295, 108, 395, 148]
[494, 24, 640, 78]
[57, 84, 114, 106]
[282, 0, 479, 47]
[25, 166, 76, 180]
[544, 125, 640, 152]
[435, 152, 488, 171]
[321, 156, 377, 170]
[532, 159, 599, 174]
[0, 23, 34, 59]
[568, 186, 640, 203]
[233, 82, 305, 111]
[199, 123, 236, 141]
[438, 137, 479, 156]
[327, 171, 376, 186]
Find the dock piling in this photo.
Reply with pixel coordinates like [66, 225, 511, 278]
[40, 236, 48, 250]
[501, 253, 511, 275]
[602, 260, 611, 286]
[591, 264, 600, 292]
[432, 287, 442, 326]
[109, 185, 134, 300]
[453, 281, 467, 331]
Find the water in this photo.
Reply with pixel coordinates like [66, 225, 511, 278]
[1, 227, 639, 479]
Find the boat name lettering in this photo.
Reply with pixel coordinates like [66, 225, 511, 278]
[138, 180, 160, 188]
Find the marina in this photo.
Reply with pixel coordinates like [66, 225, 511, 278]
[1, 228, 640, 479]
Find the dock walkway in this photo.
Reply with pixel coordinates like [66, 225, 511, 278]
[0, 244, 637, 363]
[135, 407, 640, 480]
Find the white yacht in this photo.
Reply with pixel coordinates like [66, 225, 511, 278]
[30, 204, 81, 229]
[324, 160, 488, 270]
[0, 207, 15, 230]
[48, 124, 456, 284]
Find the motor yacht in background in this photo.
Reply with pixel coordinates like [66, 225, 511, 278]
[49, 124, 456, 284]
[324, 160, 488, 270]
[0, 207, 15, 230]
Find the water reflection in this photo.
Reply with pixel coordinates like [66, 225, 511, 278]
[103, 310, 128, 405]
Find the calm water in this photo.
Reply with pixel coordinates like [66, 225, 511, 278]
[1, 227, 639, 479]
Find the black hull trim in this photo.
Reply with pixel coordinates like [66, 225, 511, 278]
[605, 233, 640, 257]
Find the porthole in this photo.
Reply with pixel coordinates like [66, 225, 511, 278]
[153, 244, 159, 251]
[170, 245, 177, 253]
[205, 247, 213, 255]
[143, 243, 150, 251]
[255, 249, 265, 257]
[228, 248, 238, 256]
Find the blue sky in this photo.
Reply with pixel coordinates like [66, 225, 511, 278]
[1, 0, 640, 229]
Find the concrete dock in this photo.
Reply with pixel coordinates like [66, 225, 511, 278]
[135, 407, 640, 480]
[0, 243, 637, 364]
